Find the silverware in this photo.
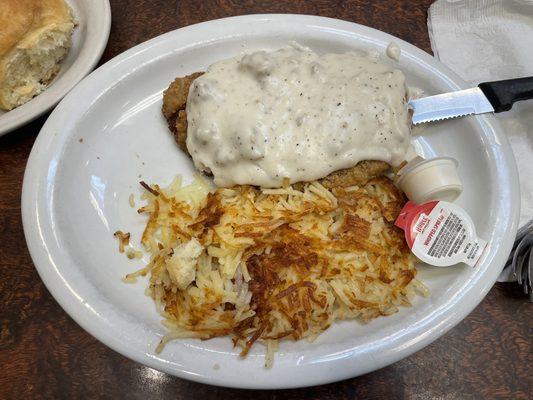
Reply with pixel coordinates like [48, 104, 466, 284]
[513, 233, 533, 301]
[409, 76, 533, 124]
[504, 220, 533, 301]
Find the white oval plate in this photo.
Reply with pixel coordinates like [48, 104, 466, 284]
[22, 15, 519, 389]
[0, 0, 111, 136]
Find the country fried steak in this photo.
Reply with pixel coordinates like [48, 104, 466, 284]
[161, 73, 391, 188]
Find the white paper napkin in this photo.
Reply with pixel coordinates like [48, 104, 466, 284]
[428, 0, 533, 280]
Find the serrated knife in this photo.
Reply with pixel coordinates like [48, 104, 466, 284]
[409, 77, 533, 124]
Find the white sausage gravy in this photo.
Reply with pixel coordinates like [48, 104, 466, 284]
[186, 43, 411, 188]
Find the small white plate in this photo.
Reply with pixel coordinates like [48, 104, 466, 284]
[22, 15, 519, 389]
[0, 0, 111, 136]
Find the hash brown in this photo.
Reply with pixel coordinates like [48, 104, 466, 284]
[126, 175, 424, 367]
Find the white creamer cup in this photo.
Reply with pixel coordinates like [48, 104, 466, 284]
[394, 156, 463, 204]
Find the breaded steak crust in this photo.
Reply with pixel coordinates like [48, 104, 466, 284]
[162, 72, 204, 155]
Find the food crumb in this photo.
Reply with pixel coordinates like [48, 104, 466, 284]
[122, 274, 137, 284]
[386, 41, 401, 61]
[78, 138, 83, 143]
[113, 230, 130, 253]
[126, 248, 136, 259]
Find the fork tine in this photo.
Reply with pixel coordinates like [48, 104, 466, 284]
[522, 262, 529, 294]
[514, 251, 525, 284]
[527, 244, 533, 303]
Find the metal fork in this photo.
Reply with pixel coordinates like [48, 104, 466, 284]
[503, 220, 533, 301]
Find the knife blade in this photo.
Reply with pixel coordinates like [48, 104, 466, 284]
[409, 76, 533, 124]
[409, 88, 493, 124]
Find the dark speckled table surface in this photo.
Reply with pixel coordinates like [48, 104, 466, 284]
[0, 1, 531, 399]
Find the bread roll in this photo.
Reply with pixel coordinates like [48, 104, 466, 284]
[0, 0, 74, 110]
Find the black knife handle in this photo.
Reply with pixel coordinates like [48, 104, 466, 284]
[478, 76, 533, 113]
